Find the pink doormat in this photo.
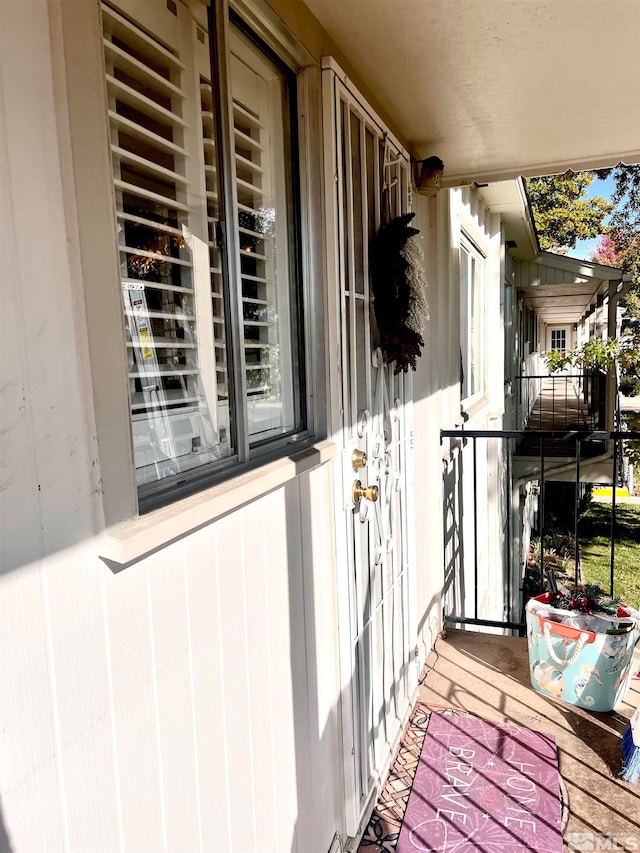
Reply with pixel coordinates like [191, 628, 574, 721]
[396, 713, 563, 852]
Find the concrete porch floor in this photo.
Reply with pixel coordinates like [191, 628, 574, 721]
[416, 628, 640, 845]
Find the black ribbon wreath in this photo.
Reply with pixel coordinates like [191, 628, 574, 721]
[370, 211, 425, 373]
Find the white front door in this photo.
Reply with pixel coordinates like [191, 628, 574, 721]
[322, 59, 417, 836]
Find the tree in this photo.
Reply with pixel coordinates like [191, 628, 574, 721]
[526, 172, 612, 252]
[593, 163, 640, 233]
[622, 411, 640, 470]
[590, 233, 621, 267]
[592, 226, 640, 396]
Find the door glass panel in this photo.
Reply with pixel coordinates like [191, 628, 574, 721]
[355, 298, 368, 418]
[350, 110, 364, 295]
[365, 129, 376, 243]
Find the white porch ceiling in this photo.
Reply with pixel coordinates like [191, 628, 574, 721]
[303, 0, 640, 184]
[522, 284, 607, 326]
[517, 253, 628, 326]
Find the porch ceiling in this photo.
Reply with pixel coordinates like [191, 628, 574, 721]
[302, 0, 640, 184]
[522, 282, 607, 325]
[518, 253, 628, 326]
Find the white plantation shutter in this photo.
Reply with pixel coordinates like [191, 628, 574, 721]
[101, 0, 305, 508]
[102, 0, 230, 491]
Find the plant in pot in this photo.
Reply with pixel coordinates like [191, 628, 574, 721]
[542, 336, 620, 375]
[526, 571, 640, 712]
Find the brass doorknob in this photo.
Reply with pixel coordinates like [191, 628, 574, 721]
[351, 448, 367, 472]
[352, 479, 379, 504]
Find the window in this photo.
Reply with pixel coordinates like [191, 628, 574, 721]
[460, 237, 485, 402]
[551, 329, 567, 354]
[102, 0, 306, 511]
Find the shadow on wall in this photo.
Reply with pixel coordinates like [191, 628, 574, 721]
[443, 448, 465, 622]
[0, 797, 12, 853]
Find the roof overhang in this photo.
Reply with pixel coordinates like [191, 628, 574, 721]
[517, 252, 631, 327]
[302, 0, 640, 183]
[476, 178, 538, 259]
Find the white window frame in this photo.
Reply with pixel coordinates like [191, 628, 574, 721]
[550, 328, 567, 354]
[55, 0, 326, 547]
[459, 235, 486, 406]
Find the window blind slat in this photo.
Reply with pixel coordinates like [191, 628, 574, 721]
[113, 179, 189, 212]
[106, 75, 188, 128]
[101, 3, 186, 71]
[103, 38, 187, 98]
[111, 145, 189, 186]
[108, 111, 188, 157]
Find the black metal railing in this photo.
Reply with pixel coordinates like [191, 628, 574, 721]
[440, 429, 639, 634]
[516, 371, 605, 431]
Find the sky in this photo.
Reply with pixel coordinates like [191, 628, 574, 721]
[570, 173, 617, 261]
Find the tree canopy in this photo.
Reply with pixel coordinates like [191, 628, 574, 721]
[526, 172, 611, 252]
[593, 164, 640, 233]
[591, 166, 640, 396]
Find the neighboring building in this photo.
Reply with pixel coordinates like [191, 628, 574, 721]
[0, 1, 636, 852]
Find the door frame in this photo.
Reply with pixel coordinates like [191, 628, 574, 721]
[321, 56, 418, 839]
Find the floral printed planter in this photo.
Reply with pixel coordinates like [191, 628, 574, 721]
[526, 593, 638, 712]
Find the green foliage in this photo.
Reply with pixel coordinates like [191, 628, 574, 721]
[541, 348, 570, 373]
[550, 582, 622, 615]
[542, 336, 620, 373]
[622, 413, 640, 468]
[591, 167, 640, 393]
[580, 337, 620, 370]
[526, 172, 612, 251]
[593, 163, 640, 233]
[605, 231, 640, 392]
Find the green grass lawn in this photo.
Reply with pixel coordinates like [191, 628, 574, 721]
[580, 502, 640, 609]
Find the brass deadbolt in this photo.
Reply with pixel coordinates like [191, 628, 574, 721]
[352, 479, 379, 504]
[351, 448, 367, 472]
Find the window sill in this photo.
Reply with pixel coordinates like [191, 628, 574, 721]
[99, 439, 337, 568]
[460, 395, 489, 422]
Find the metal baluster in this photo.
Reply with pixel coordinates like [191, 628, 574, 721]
[506, 437, 512, 624]
[574, 437, 581, 586]
[610, 437, 618, 597]
[539, 435, 545, 594]
[539, 377, 543, 430]
[473, 437, 479, 620]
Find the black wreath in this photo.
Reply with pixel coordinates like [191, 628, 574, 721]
[370, 212, 425, 373]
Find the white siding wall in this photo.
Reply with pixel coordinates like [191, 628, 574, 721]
[0, 4, 341, 852]
[411, 192, 458, 661]
[418, 186, 508, 630]
[0, 481, 339, 853]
